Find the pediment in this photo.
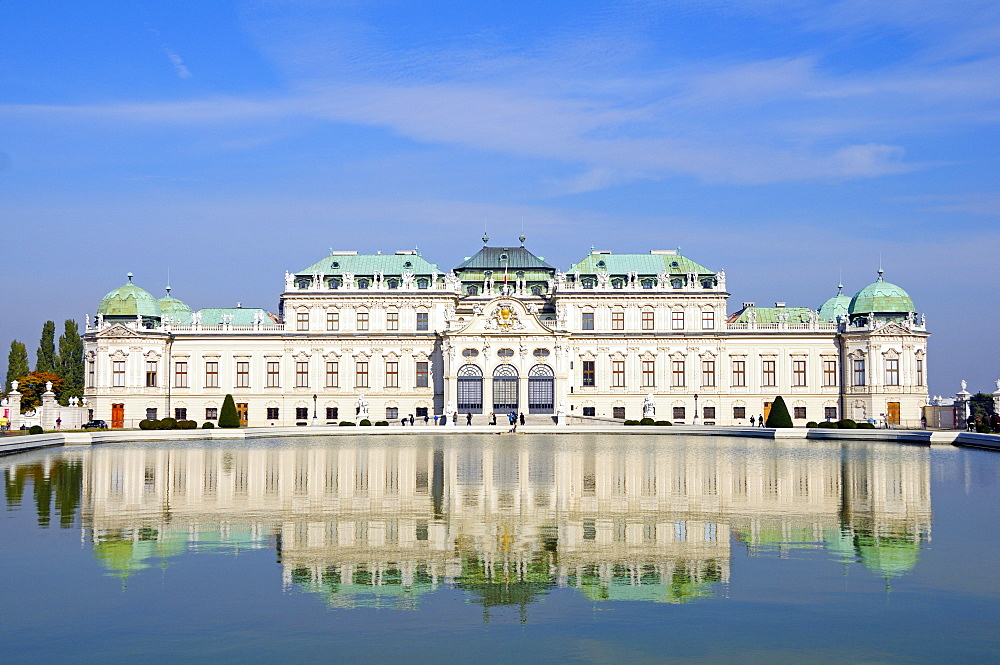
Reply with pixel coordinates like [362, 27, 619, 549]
[872, 321, 916, 337]
[96, 324, 145, 339]
[452, 297, 555, 336]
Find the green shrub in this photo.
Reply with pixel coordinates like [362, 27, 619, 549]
[202, 421, 215, 429]
[857, 422, 876, 429]
[374, 421, 389, 426]
[976, 422, 991, 433]
[806, 421, 818, 428]
[817, 421, 839, 428]
[29, 425, 43, 435]
[159, 417, 178, 430]
[765, 396, 793, 428]
[838, 419, 857, 429]
[339, 421, 356, 426]
[179, 420, 197, 429]
[639, 417, 655, 425]
[655, 420, 672, 426]
[359, 419, 372, 426]
[219, 394, 240, 428]
[624, 420, 639, 426]
[139, 419, 154, 430]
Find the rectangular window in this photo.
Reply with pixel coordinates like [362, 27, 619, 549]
[415, 407, 428, 418]
[672, 310, 684, 330]
[174, 408, 187, 420]
[853, 359, 866, 386]
[613, 406, 625, 419]
[386, 407, 398, 420]
[236, 361, 250, 388]
[416, 312, 428, 331]
[145, 361, 157, 387]
[642, 361, 655, 388]
[326, 407, 339, 420]
[672, 360, 685, 387]
[703, 406, 716, 420]
[205, 407, 218, 420]
[266, 361, 280, 388]
[916, 359, 923, 386]
[885, 359, 900, 386]
[824, 406, 838, 420]
[357, 311, 369, 331]
[174, 361, 188, 388]
[583, 406, 596, 417]
[792, 360, 807, 387]
[295, 361, 309, 388]
[702, 310, 715, 330]
[107, 360, 127, 390]
[146, 407, 157, 421]
[673, 406, 686, 420]
[416, 361, 429, 387]
[205, 361, 219, 388]
[296, 407, 309, 420]
[642, 311, 654, 330]
[733, 406, 746, 419]
[327, 311, 339, 331]
[385, 361, 399, 388]
[732, 360, 746, 387]
[793, 407, 807, 419]
[386, 312, 399, 331]
[582, 312, 594, 330]
[702, 360, 715, 387]
[611, 312, 624, 330]
[612, 361, 625, 387]
[762, 360, 776, 387]
[356, 361, 369, 388]
[823, 360, 837, 386]
[326, 361, 339, 388]
[582, 361, 595, 387]
[267, 407, 279, 420]
[88, 360, 95, 388]
[296, 311, 309, 331]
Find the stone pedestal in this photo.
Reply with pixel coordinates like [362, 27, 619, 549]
[955, 382, 972, 429]
[4, 390, 21, 430]
[40, 391, 57, 430]
[992, 379, 1000, 416]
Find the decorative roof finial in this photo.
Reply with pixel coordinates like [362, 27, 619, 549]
[878, 253, 884, 280]
[482, 233, 489, 245]
[519, 233, 526, 246]
[165, 285, 172, 295]
[127, 272, 133, 283]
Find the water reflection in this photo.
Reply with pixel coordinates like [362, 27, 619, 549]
[4, 435, 931, 614]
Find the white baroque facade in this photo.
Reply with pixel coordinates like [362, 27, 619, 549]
[82, 242, 929, 427]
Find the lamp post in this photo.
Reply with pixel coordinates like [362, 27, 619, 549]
[692, 393, 700, 425]
[312, 393, 318, 426]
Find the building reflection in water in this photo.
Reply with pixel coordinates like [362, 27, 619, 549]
[4, 435, 931, 615]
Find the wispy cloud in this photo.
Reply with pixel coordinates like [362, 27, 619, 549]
[164, 47, 192, 79]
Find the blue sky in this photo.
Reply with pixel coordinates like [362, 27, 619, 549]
[1, 0, 998, 397]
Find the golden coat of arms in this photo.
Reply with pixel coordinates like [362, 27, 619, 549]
[489, 302, 523, 330]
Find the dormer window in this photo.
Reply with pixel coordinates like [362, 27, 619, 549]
[701, 279, 714, 289]
[500, 253, 508, 261]
[670, 261, 679, 268]
[597, 260, 606, 268]
[641, 279, 653, 289]
[582, 279, 594, 289]
[611, 278, 623, 289]
[671, 278, 683, 289]
[328, 279, 340, 289]
[531, 286, 542, 295]
[332, 261, 340, 268]
[387, 279, 399, 289]
[417, 278, 428, 289]
[468, 285, 479, 295]
[404, 261, 412, 268]
[357, 278, 370, 289]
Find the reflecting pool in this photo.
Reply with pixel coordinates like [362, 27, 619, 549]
[3, 434, 1000, 663]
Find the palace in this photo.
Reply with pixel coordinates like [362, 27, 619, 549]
[82, 237, 929, 428]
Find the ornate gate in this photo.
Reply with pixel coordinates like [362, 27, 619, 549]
[492, 365, 519, 413]
[457, 364, 483, 413]
[528, 364, 554, 414]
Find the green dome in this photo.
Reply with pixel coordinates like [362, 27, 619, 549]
[818, 284, 851, 322]
[848, 271, 915, 315]
[157, 287, 193, 323]
[97, 273, 162, 320]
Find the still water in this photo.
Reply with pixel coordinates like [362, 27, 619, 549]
[2, 434, 999, 664]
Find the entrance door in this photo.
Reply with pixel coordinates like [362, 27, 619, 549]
[111, 403, 124, 429]
[237, 403, 248, 427]
[493, 365, 519, 413]
[457, 365, 483, 413]
[763, 402, 773, 422]
[887, 402, 900, 426]
[528, 364, 554, 414]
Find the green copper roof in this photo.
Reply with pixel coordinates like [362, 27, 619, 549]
[567, 251, 713, 275]
[454, 245, 554, 272]
[298, 252, 440, 277]
[731, 306, 813, 324]
[157, 288, 193, 323]
[848, 271, 915, 314]
[818, 286, 851, 322]
[197, 308, 274, 326]
[97, 274, 162, 319]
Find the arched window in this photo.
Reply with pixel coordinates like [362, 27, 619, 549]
[531, 285, 542, 295]
[671, 278, 683, 289]
[417, 278, 428, 289]
[357, 278, 370, 289]
[387, 279, 399, 289]
[641, 279, 653, 289]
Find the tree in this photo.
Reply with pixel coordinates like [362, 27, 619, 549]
[765, 396, 794, 428]
[57, 319, 84, 404]
[16, 371, 64, 412]
[36, 321, 57, 375]
[970, 393, 996, 420]
[6, 340, 29, 392]
[218, 394, 240, 428]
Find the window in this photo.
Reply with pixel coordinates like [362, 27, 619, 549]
[672, 311, 684, 330]
[702, 310, 715, 330]
[582, 361, 596, 386]
[174, 408, 187, 420]
[613, 407, 625, 419]
[145, 361, 157, 387]
[296, 311, 309, 331]
[612, 361, 625, 387]
[205, 407, 218, 420]
[267, 361, 280, 388]
[612, 312, 624, 330]
[174, 362, 188, 388]
[885, 358, 899, 386]
[236, 361, 250, 388]
[87, 360, 95, 388]
[146, 407, 157, 421]
[416, 407, 428, 417]
[762, 360, 776, 387]
[916, 359, 924, 386]
[296, 361, 309, 388]
[823, 360, 837, 386]
[462, 348, 479, 358]
[267, 407, 279, 420]
[732, 360, 746, 387]
[702, 360, 715, 387]
[497, 348, 514, 358]
[417, 278, 428, 289]
[416, 312, 428, 331]
[733, 406, 746, 419]
[824, 406, 838, 420]
[793, 407, 807, 419]
[642, 361, 655, 388]
[672, 360, 685, 387]
[642, 311, 654, 330]
[673, 406, 686, 420]
[357, 278, 370, 290]
[296, 407, 309, 420]
[327, 311, 339, 331]
[583, 406, 596, 416]
[582, 312, 594, 330]
[386, 312, 399, 330]
[385, 362, 399, 388]
[468, 285, 479, 295]
[326, 407, 339, 420]
[533, 348, 550, 358]
[356, 361, 369, 388]
[386, 406, 400, 420]
[416, 361, 428, 387]
[853, 359, 866, 386]
[357, 311, 369, 331]
[205, 361, 219, 388]
[703, 407, 716, 420]
[792, 360, 807, 387]
[326, 361, 339, 387]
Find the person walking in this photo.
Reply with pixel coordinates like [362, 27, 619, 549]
[424, 414, 429, 425]
[519, 412, 525, 426]
[466, 412, 473, 426]
[758, 414, 765, 427]
[750, 415, 755, 427]
[433, 414, 439, 425]
[489, 412, 496, 426]
[409, 414, 415, 426]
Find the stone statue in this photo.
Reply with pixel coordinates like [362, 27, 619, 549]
[285, 270, 295, 290]
[960, 380, 968, 393]
[96, 314, 104, 328]
[45, 381, 53, 393]
[642, 393, 655, 419]
[192, 311, 202, 325]
[357, 394, 370, 421]
[597, 272, 610, 289]
[995, 379, 1000, 393]
[402, 271, 415, 289]
[10, 380, 18, 392]
[473, 303, 483, 316]
[85, 313, 91, 329]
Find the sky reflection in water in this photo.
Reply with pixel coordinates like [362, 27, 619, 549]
[2, 434, 999, 664]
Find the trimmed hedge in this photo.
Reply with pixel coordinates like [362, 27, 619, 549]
[640, 417, 655, 425]
[160, 417, 178, 429]
[806, 421, 819, 428]
[837, 418, 857, 429]
[374, 421, 389, 426]
[857, 422, 876, 429]
[339, 421, 356, 426]
[817, 421, 839, 428]
[202, 421, 215, 429]
[139, 419, 154, 430]
[179, 420, 197, 429]
[624, 420, 639, 425]
[765, 396, 793, 428]
[655, 421, 672, 426]
[219, 394, 240, 428]
[359, 419, 372, 426]
[29, 425, 43, 435]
